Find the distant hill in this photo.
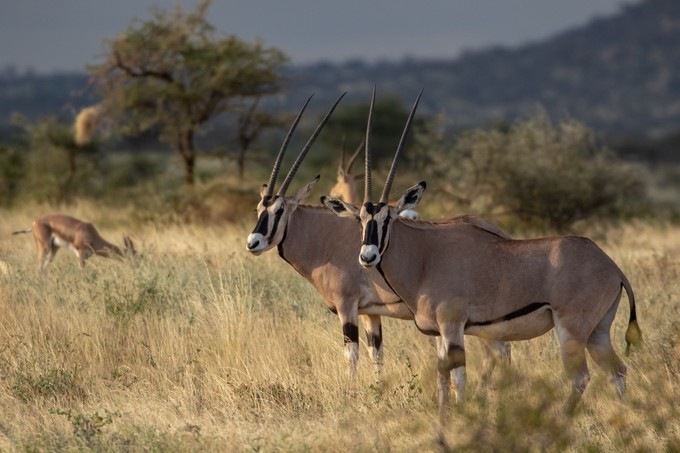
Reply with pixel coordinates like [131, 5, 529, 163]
[284, 0, 680, 138]
[2, 0, 680, 140]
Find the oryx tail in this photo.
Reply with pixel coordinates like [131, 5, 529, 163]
[622, 273, 641, 355]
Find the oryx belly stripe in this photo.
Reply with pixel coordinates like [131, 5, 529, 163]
[342, 323, 359, 344]
[466, 302, 550, 327]
[367, 324, 383, 350]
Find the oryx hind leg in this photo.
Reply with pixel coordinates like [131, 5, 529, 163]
[361, 314, 383, 377]
[553, 313, 590, 415]
[586, 290, 627, 398]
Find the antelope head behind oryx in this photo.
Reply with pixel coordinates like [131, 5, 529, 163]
[329, 137, 363, 204]
[323, 89, 643, 422]
[246, 92, 511, 381]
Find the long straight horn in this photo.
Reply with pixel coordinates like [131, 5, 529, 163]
[346, 139, 364, 174]
[277, 92, 347, 196]
[265, 94, 314, 199]
[364, 86, 376, 203]
[379, 89, 423, 204]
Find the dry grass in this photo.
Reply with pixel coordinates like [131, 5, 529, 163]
[0, 203, 678, 451]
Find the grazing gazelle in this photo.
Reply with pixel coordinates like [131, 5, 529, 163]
[322, 90, 642, 419]
[13, 214, 136, 273]
[246, 92, 511, 381]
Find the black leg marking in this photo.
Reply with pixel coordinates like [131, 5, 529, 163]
[342, 323, 359, 345]
[438, 344, 465, 372]
[367, 324, 383, 350]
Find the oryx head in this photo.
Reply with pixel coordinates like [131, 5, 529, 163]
[322, 88, 425, 267]
[246, 93, 345, 255]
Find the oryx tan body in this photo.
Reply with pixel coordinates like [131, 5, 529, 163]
[13, 214, 134, 273]
[322, 88, 641, 421]
[383, 218, 634, 345]
[368, 210, 638, 416]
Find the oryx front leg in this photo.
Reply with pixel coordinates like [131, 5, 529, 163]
[361, 314, 384, 377]
[436, 322, 466, 423]
[338, 307, 359, 379]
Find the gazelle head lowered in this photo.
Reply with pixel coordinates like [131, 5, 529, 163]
[322, 88, 424, 267]
[246, 93, 346, 255]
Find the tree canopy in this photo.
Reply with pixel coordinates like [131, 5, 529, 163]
[88, 0, 288, 186]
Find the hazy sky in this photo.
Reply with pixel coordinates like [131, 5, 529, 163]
[0, 0, 639, 73]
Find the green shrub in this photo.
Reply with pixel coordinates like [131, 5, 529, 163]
[416, 114, 648, 231]
[0, 144, 25, 206]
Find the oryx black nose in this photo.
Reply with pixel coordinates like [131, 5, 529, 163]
[248, 239, 260, 250]
[360, 252, 376, 264]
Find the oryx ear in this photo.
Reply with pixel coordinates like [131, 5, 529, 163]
[260, 184, 269, 198]
[320, 196, 358, 218]
[293, 175, 320, 204]
[395, 181, 427, 213]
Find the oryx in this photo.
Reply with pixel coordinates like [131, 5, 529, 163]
[13, 214, 137, 274]
[322, 90, 642, 418]
[246, 93, 511, 379]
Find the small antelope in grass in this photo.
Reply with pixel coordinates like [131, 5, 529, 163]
[246, 93, 511, 381]
[13, 214, 136, 274]
[322, 89, 642, 420]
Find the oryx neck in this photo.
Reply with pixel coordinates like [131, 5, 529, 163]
[278, 205, 357, 275]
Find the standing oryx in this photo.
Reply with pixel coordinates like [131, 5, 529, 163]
[322, 90, 642, 419]
[246, 93, 511, 379]
[13, 214, 136, 274]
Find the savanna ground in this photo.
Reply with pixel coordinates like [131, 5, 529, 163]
[0, 200, 679, 452]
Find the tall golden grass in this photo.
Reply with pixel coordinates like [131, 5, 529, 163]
[0, 202, 678, 451]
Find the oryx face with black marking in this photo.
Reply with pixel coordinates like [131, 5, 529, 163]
[247, 178, 318, 255]
[245, 92, 344, 255]
[322, 87, 424, 268]
[323, 182, 426, 267]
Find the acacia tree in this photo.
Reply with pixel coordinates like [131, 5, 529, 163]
[88, 1, 288, 186]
